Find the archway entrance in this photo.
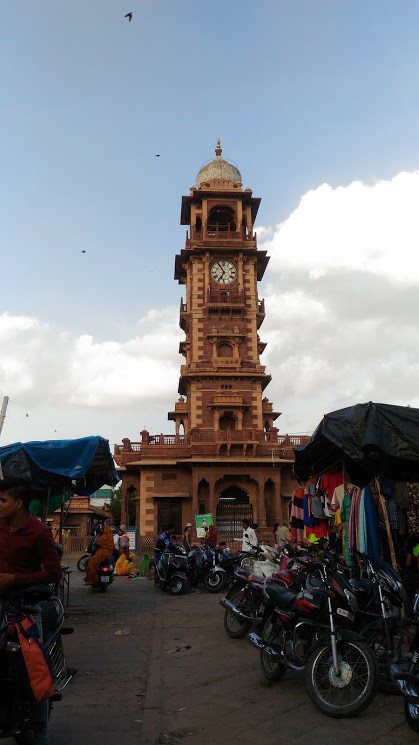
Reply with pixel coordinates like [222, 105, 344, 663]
[216, 485, 253, 537]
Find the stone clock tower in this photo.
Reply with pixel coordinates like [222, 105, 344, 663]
[172, 140, 276, 437]
[115, 143, 307, 538]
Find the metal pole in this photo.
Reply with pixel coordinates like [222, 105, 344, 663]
[0, 396, 9, 437]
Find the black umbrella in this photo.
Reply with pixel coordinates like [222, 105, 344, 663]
[294, 402, 419, 486]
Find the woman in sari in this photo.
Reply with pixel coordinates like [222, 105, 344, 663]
[85, 522, 115, 584]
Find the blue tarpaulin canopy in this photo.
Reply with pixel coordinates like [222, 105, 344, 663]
[0, 436, 119, 510]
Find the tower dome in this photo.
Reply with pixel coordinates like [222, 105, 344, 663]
[196, 140, 242, 189]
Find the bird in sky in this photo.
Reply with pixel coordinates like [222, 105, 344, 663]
[125, 12, 133, 22]
[81, 250, 86, 254]
[155, 154, 160, 158]
[25, 413, 29, 418]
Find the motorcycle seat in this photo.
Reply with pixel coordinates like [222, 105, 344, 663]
[265, 584, 296, 609]
[350, 578, 371, 593]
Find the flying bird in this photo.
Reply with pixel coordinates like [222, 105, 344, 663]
[125, 12, 133, 22]
[155, 154, 160, 158]
[81, 250, 86, 254]
[25, 413, 29, 418]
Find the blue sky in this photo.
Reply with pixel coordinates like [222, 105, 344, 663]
[2, 0, 419, 444]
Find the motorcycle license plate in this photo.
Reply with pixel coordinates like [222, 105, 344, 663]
[101, 576, 110, 583]
[337, 607, 354, 622]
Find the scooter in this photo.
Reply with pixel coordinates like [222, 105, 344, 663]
[155, 547, 189, 595]
[93, 558, 115, 592]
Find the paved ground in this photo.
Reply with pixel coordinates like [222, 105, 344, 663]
[8, 568, 417, 744]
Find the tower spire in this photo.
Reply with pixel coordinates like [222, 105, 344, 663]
[215, 139, 222, 158]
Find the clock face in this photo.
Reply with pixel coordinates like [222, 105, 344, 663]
[211, 260, 237, 285]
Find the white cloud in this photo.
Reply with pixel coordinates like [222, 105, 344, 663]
[259, 170, 419, 432]
[1, 168, 419, 443]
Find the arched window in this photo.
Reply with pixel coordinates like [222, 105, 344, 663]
[218, 343, 233, 358]
[219, 413, 236, 430]
[208, 206, 236, 232]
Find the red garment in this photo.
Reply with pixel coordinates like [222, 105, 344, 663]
[0, 516, 62, 586]
[320, 470, 344, 500]
[206, 526, 218, 548]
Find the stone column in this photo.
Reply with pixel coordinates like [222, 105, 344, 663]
[192, 470, 199, 518]
[208, 476, 217, 519]
[257, 475, 267, 528]
[274, 470, 282, 523]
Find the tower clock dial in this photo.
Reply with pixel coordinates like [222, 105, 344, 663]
[211, 260, 237, 285]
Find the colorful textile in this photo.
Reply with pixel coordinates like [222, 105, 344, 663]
[340, 489, 354, 566]
[290, 488, 305, 545]
[303, 495, 314, 527]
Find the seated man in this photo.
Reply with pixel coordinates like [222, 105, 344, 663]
[0, 477, 63, 745]
[0, 478, 62, 594]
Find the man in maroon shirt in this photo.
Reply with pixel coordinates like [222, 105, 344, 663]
[0, 478, 62, 595]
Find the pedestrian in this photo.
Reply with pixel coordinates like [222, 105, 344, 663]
[274, 522, 290, 549]
[205, 524, 218, 548]
[240, 519, 258, 552]
[118, 524, 131, 558]
[182, 522, 193, 552]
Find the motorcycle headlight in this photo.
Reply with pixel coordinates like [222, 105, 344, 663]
[344, 589, 358, 612]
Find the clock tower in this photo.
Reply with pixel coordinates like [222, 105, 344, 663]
[115, 143, 307, 538]
[172, 139, 277, 436]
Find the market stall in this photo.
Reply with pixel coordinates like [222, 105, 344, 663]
[291, 402, 419, 572]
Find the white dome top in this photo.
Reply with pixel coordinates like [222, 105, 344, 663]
[196, 141, 242, 188]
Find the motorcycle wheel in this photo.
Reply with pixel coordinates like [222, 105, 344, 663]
[224, 587, 253, 639]
[306, 639, 378, 718]
[204, 571, 225, 593]
[77, 554, 89, 572]
[170, 577, 186, 595]
[363, 628, 399, 694]
[260, 619, 286, 682]
[404, 699, 419, 732]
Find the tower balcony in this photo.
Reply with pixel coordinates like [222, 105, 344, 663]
[207, 289, 245, 307]
[186, 223, 256, 248]
[257, 298, 266, 328]
[179, 298, 188, 331]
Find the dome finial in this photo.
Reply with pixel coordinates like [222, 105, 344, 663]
[215, 139, 222, 158]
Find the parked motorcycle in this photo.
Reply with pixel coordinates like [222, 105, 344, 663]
[188, 545, 227, 593]
[391, 594, 419, 733]
[350, 549, 412, 692]
[220, 542, 308, 639]
[0, 583, 74, 743]
[248, 549, 378, 718]
[155, 547, 189, 595]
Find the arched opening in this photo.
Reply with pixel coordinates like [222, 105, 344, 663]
[217, 343, 233, 358]
[219, 413, 236, 431]
[195, 215, 202, 236]
[197, 479, 209, 515]
[178, 421, 185, 436]
[216, 485, 253, 536]
[264, 420, 270, 433]
[263, 479, 275, 528]
[208, 206, 236, 232]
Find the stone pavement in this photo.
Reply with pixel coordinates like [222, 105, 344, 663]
[6, 570, 417, 744]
